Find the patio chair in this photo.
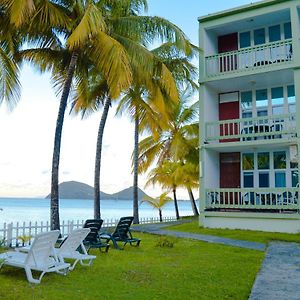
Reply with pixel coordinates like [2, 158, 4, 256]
[99, 216, 141, 250]
[56, 228, 96, 271]
[0, 230, 70, 284]
[82, 219, 110, 253]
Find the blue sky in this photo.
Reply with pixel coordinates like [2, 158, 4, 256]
[0, 0, 259, 198]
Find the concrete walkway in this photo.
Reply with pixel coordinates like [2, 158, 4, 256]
[133, 221, 300, 300]
[249, 242, 300, 300]
[133, 221, 265, 251]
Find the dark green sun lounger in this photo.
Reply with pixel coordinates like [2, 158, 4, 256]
[99, 216, 141, 250]
[82, 219, 110, 253]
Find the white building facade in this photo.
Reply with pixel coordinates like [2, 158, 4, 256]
[199, 0, 300, 233]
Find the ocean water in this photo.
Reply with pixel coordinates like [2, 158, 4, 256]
[0, 198, 195, 225]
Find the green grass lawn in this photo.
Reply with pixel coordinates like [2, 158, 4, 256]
[166, 220, 300, 244]
[0, 232, 263, 300]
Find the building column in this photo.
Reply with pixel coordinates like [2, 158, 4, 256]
[199, 83, 206, 225]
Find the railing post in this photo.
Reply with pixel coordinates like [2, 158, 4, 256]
[7, 222, 13, 247]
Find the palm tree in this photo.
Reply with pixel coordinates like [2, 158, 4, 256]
[174, 161, 199, 215]
[142, 192, 172, 222]
[0, 6, 21, 109]
[74, 2, 193, 221]
[116, 42, 197, 223]
[146, 161, 181, 219]
[3, 0, 134, 229]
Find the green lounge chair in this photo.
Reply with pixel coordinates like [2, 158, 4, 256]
[99, 216, 141, 250]
[82, 219, 110, 253]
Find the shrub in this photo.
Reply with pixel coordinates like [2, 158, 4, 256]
[155, 237, 176, 248]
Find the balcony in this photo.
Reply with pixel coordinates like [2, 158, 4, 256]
[206, 187, 299, 210]
[205, 113, 296, 143]
[205, 39, 293, 78]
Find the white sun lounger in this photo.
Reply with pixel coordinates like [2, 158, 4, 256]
[56, 228, 96, 271]
[0, 230, 70, 284]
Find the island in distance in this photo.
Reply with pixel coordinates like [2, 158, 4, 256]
[45, 181, 150, 200]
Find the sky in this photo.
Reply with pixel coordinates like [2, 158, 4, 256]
[0, 0, 259, 198]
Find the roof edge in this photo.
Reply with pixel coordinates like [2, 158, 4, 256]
[198, 0, 291, 23]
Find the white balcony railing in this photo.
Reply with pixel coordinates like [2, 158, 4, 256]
[206, 188, 299, 210]
[205, 39, 293, 77]
[205, 113, 296, 143]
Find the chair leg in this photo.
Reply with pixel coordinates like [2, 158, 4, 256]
[25, 267, 45, 284]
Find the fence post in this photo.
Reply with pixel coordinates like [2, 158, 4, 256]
[7, 222, 13, 247]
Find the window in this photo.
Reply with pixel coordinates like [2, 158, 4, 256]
[271, 87, 284, 115]
[275, 172, 286, 187]
[241, 91, 252, 118]
[256, 89, 268, 116]
[244, 172, 254, 187]
[288, 85, 295, 114]
[254, 28, 265, 45]
[242, 153, 254, 170]
[259, 172, 269, 187]
[240, 32, 251, 48]
[292, 171, 299, 187]
[258, 152, 269, 169]
[274, 151, 286, 169]
[284, 22, 292, 39]
[269, 25, 281, 42]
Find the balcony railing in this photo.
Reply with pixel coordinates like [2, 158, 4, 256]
[205, 39, 293, 77]
[206, 188, 299, 210]
[205, 113, 296, 143]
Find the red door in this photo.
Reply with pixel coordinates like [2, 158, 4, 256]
[220, 153, 241, 205]
[219, 99, 239, 142]
[218, 33, 238, 72]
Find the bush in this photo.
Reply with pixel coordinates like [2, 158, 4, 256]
[155, 237, 176, 248]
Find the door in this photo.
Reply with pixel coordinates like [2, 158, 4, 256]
[219, 93, 239, 142]
[218, 33, 238, 72]
[220, 153, 241, 205]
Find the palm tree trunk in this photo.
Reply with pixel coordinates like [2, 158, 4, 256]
[158, 208, 162, 222]
[94, 97, 111, 219]
[133, 111, 139, 224]
[187, 186, 199, 216]
[51, 51, 78, 231]
[172, 188, 180, 220]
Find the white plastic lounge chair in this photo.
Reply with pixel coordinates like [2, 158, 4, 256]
[56, 228, 96, 271]
[0, 230, 70, 284]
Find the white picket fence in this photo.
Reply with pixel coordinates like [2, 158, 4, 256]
[0, 216, 177, 247]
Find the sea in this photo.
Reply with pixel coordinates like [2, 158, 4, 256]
[0, 198, 195, 225]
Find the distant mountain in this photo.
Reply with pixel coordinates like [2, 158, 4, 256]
[45, 181, 110, 199]
[109, 186, 150, 200]
[45, 181, 150, 200]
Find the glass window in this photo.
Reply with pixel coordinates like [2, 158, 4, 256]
[258, 152, 269, 169]
[274, 151, 286, 169]
[256, 89, 268, 107]
[240, 32, 251, 48]
[254, 28, 265, 45]
[259, 172, 269, 187]
[292, 171, 299, 187]
[269, 25, 281, 42]
[284, 22, 292, 39]
[241, 91, 252, 110]
[244, 172, 254, 188]
[242, 153, 254, 170]
[290, 161, 298, 169]
[288, 85, 295, 103]
[275, 172, 286, 187]
[272, 87, 284, 115]
[271, 87, 284, 105]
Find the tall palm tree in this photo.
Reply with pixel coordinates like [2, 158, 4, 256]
[146, 161, 181, 219]
[74, 1, 193, 221]
[117, 42, 197, 223]
[3, 0, 134, 229]
[142, 192, 172, 222]
[0, 6, 21, 109]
